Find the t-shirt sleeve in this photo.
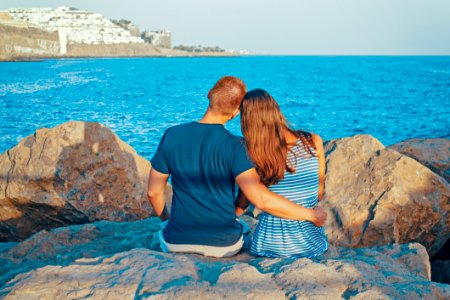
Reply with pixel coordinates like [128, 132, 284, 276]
[230, 138, 255, 179]
[151, 130, 170, 174]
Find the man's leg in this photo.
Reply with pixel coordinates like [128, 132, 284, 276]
[157, 220, 244, 258]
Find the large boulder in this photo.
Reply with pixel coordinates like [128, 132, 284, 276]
[388, 138, 450, 182]
[322, 135, 450, 257]
[0, 121, 172, 242]
[0, 217, 449, 299]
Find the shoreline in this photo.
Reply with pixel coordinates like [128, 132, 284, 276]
[3, 54, 450, 62]
[0, 54, 240, 62]
[0, 49, 239, 62]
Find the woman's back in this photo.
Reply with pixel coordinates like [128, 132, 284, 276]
[250, 138, 328, 258]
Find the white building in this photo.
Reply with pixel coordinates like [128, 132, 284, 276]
[142, 30, 171, 48]
[5, 6, 144, 53]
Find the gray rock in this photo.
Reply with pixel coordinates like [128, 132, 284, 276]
[0, 242, 16, 255]
[322, 134, 450, 256]
[0, 121, 172, 242]
[1, 217, 449, 299]
[388, 138, 450, 182]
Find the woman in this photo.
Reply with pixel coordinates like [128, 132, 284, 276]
[236, 88, 328, 258]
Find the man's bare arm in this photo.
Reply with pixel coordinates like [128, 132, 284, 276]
[235, 168, 327, 226]
[146, 167, 170, 221]
[235, 189, 250, 216]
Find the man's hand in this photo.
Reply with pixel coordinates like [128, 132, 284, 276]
[310, 206, 327, 227]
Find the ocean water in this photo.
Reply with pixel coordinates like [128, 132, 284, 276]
[1, 56, 449, 160]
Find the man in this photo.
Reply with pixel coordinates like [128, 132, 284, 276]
[147, 76, 327, 258]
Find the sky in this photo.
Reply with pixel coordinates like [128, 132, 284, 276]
[1, 0, 450, 55]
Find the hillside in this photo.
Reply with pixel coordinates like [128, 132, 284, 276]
[0, 9, 235, 61]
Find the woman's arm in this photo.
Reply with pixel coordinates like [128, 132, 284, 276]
[235, 189, 250, 216]
[312, 134, 325, 201]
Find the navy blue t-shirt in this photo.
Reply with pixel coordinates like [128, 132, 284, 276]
[151, 121, 254, 246]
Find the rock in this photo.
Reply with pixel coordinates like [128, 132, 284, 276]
[0, 121, 172, 242]
[1, 248, 284, 300]
[257, 243, 449, 299]
[322, 134, 450, 256]
[432, 260, 450, 284]
[0, 242, 16, 255]
[0, 218, 161, 287]
[388, 138, 450, 182]
[1, 217, 449, 299]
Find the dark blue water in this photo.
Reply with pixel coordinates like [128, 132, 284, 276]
[1, 56, 449, 160]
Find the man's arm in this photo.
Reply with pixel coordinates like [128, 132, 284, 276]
[235, 189, 250, 216]
[312, 134, 326, 201]
[147, 167, 170, 221]
[235, 168, 327, 226]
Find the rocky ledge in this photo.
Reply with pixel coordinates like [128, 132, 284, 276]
[0, 217, 449, 299]
[0, 121, 449, 298]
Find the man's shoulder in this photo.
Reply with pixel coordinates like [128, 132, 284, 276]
[228, 134, 246, 147]
[222, 135, 249, 159]
[164, 122, 194, 135]
[231, 135, 245, 143]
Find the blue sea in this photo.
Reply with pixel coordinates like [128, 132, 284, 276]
[1, 56, 449, 160]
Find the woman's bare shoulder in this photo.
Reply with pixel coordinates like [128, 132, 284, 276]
[310, 133, 323, 144]
[310, 133, 325, 155]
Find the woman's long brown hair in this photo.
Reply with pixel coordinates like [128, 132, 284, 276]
[241, 89, 317, 186]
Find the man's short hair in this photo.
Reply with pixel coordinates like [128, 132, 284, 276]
[207, 76, 247, 115]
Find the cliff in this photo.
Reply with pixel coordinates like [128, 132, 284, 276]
[0, 23, 60, 60]
[0, 21, 235, 61]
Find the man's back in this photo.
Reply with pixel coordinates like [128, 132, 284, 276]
[151, 121, 253, 246]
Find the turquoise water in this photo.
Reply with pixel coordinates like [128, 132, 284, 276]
[1, 56, 449, 160]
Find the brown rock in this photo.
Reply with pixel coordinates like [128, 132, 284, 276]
[1, 217, 449, 299]
[265, 243, 449, 299]
[388, 138, 450, 182]
[0, 121, 172, 242]
[323, 134, 450, 256]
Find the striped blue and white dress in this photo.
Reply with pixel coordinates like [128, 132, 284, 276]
[250, 138, 328, 258]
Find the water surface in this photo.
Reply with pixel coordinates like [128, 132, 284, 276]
[1, 56, 449, 159]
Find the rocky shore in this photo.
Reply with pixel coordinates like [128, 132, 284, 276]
[0, 121, 449, 298]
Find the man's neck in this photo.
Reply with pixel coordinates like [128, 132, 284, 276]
[198, 108, 231, 125]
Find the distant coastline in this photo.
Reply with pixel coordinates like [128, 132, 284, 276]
[0, 7, 241, 62]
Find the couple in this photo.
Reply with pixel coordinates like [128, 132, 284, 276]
[147, 76, 328, 258]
